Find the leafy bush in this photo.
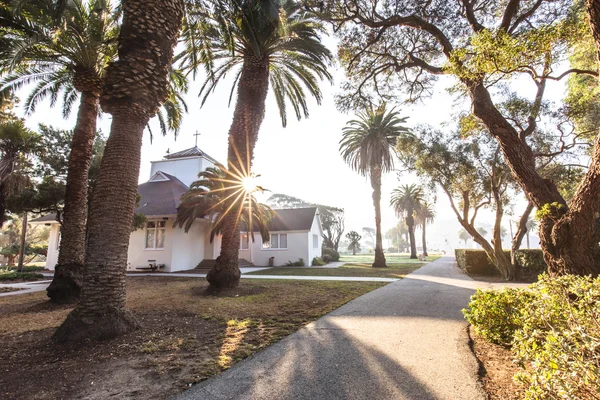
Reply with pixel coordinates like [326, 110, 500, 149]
[8, 265, 44, 272]
[512, 250, 547, 280]
[455, 249, 547, 278]
[465, 274, 600, 400]
[284, 258, 305, 267]
[513, 274, 600, 400]
[0, 271, 45, 281]
[463, 287, 535, 345]
[311, 257, 326, 266]
[322, 254, 332, 263]
[322, 247, 340, 262]
[455, 249, 498, 275]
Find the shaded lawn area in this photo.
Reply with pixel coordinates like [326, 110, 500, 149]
[0, 276, 384, 400]
[339, 253, 442, 264]
[247, 262, 425, 279]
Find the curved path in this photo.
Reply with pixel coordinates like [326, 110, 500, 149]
[175, 256, 524, 400]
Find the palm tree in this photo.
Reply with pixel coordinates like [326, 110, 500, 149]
[340, 104, 409, 267]
[415, 201, 435, 256]
[53, 0, 185, 343]
[346, 231, 362, 255]
[0, 121, 39, 226]
[390, 184, 423, 259]
[178, 0, 332, 288]
[525, 217, 537, 249]
[0, 0, 188, 303]
[176, 165, 273, 260]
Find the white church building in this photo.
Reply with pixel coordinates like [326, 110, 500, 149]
[32, 146, 323, 271]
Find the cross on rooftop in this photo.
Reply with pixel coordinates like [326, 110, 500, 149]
[194, 131, 201, 147]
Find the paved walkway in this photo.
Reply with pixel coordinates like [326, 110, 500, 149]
[174, 256, 525, 400]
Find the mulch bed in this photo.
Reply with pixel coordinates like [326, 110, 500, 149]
[469, 326, 524, 399]
[0, 276, 384, 400]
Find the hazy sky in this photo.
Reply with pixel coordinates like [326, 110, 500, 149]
[15, 37, 566, 252]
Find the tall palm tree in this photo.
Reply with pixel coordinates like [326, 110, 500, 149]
[0, 0, 188, 303]
[178, 0, 332, 288]
[176, 165, 273, 253]
[340, 104, 409, 267]
[415, 201, 435, 256]
[53, 0, 185, 343]
[0, 120, 39, 227]
[390, 184, 423, 259]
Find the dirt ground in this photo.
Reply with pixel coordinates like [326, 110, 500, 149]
[469, 326, 524, 400]
[0, 277, 384, 400]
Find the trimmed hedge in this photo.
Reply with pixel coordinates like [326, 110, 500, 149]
[464, 274, 600, 400]
[0, 272, 44, 281]
[455, 249, 547, 279]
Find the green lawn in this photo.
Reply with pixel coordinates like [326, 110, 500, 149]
[247, 262, 425, 279]
[339, 253, 442, 264]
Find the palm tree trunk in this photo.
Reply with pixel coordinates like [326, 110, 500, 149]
[53, 0, 184, 342]
[208, 57, 269, 290]
[408, 222, 417, 259]
[17, 213, 27, 272]
[47, 90, 99, 304]
[53, 110, 144, 342]
[422, 223, 428, 256]
[370, 167, 386, 268]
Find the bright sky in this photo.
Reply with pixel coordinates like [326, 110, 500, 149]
[15, 37, 569, 252]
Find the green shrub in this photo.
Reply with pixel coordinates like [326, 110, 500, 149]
[455, 249, 498, 275]
[322, 247, 340, 262]
[512, 250, 547, 280]
[311, 257, 326, 266]
[0, 271, 45, 281]
[455, 249, 547, 278]
[284, 258, 305, 267]
[8, 265, 45, 272]
[466, 274, 600, 400]
[463, 287, 535, 345]
[322, 254, 332, 263]
[512, 274, 600, 400]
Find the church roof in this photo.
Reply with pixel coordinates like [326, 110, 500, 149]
[241, 207, 319, 232]
[135, 172, 189, 216]
[163, 146, 218, 163]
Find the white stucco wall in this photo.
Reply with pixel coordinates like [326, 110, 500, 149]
[44, 223, 60, 270]
[307, 214, 323, 265]
[239, 231, 309, 267]
[150, 156, 214, 187]
[171, 219, 207, 271]
[127, 217, 176, 271]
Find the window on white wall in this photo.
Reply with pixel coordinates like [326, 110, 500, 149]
[313, 234, 319, 249]
[263, 233, 287, 249]
[145, 220, 166, 249]
[240, 232, 249, 250]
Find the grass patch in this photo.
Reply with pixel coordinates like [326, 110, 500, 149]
[249, 262, 423, 279]
[339, 253, 441, 264]
[0, 271, 45, 282]
[0, 287, 24, 293]
[0, 276, 384, 400]
[7, 265, 46, 272]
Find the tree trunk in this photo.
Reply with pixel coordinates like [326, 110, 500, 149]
[53, 0, 184, 342]
[407, 215, 417, 259]
[17, 213, 27, 272]
[421, 223, 428, 256]
[370, 167, 387, 268]
[491, 173, 515, 280]
[208, 57, 270, 289]
[511, 201, 534, 265]
[47, 90, 100, 304]
[467, 77, 600, 275]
